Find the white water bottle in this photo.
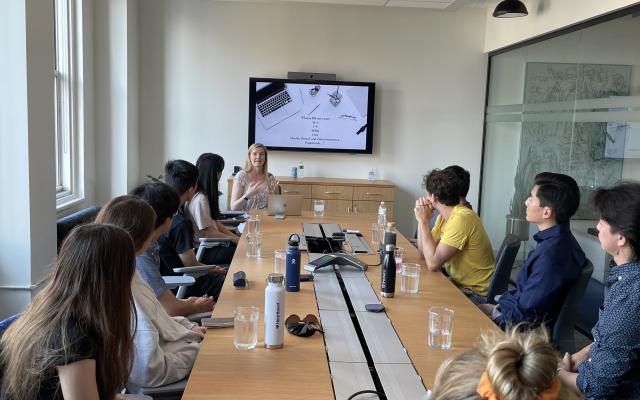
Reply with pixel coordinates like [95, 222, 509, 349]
[298, 160, 305, 179]
[264, 273, 285, 349]
[377, 201, 387, 227]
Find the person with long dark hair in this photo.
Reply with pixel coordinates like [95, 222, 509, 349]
[558, 182, 640, 398]
[0, 224, 136, 400]
[186, 153, 238, 265]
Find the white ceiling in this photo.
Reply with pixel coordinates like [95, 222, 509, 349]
[220, 0, 501, 11]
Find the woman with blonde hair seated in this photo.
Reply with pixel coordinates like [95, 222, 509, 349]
[230, 143, 279, 211]
[432, 328, 579, 400]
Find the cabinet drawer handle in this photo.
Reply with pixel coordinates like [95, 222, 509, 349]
[283, 190, 299, 194]
[365, 192, 382, 196]
[324, 191, 340, 195]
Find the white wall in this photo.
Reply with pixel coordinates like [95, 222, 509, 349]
[138, 0, 489, 237]
[94, 0, 140, 206]
[485, 0, 640, 52]
[0, 0, 57, 318]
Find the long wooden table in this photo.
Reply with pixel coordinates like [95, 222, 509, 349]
[183, 211, 499, 399]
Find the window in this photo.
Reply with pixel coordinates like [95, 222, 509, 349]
[54, 0, 83, 209]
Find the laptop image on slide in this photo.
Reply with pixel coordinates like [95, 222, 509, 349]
[256, 82, 303, 130]
[267, 194, 304, 217]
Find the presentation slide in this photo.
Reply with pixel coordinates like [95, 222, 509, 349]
[254, 82, 369, 150]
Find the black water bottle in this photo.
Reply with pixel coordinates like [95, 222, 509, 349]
[380, 222, 397, 263]
[381, 244, 396, 298]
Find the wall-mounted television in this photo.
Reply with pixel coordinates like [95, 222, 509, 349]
[248, 77, 375, 154]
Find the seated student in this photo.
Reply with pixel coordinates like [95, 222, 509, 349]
[428, 165, 473, 229]
[432, 328, 579, 400]
[479, 172, 585, 327]
[415, 168, 495, 296]
[161, 159, 233, 270]
[558, 182, 640, 399]
[184, 154, 238, 264]
[95, 196, 204, 388]
[131, 181, 216, 317]
[0, 224, 136, 400]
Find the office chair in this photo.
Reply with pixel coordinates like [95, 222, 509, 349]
[551, 258, 594, 353]
[485, 234, 521, 304]
[56, 206, 100, 251]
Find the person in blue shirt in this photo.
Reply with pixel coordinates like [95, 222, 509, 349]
[558, 182, 640, 399]
[478, 172, 585, 327]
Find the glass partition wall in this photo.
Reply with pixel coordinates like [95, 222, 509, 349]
[480, 10, 640, 283]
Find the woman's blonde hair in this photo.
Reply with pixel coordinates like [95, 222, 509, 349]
[244, 143, 269, 174]
[0, 224, 136, 400]
[432, 328, 579, 400]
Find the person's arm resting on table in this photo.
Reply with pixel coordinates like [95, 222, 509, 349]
[158, 289, 213, 317]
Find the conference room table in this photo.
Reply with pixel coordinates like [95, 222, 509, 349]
[182, 211, 499, 399]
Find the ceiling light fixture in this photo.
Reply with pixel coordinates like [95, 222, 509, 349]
[493, 0, 528, 18]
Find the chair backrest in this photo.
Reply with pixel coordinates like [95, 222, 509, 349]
[552, 258, 594, 354]
[0, 313, 21, 337]
[56, 206, 100, 251]
[486, 234, 521, 304]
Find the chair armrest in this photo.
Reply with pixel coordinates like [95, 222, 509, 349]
[162, 276, 195, 290]
[173, 265, 215, 274]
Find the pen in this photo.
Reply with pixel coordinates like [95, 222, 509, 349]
[308, 104, 320, 115]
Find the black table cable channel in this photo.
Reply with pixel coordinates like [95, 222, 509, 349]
[333, 266, 387, 400]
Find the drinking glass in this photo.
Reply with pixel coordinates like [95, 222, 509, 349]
[428, 307, 454, 350]
[274, 249, 286, 276]
[394, 247, 405, 274]
[400, 263, 420, 294]
[313, 199, 325, 217]
[246, 233, 262, 258]
[234, 306, 259, 350]
[245, 216, 261, 236]
[371, 223, 382, 246]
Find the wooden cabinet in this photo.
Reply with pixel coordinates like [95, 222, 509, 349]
[228, 176, 395, 218]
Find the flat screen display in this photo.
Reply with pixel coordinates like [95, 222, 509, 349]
[248, 78, 375, 154]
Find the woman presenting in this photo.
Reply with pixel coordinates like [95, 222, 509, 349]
[230, 143, 279, 211]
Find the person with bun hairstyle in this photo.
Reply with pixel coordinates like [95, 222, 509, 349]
[432, 328, 579, 400]
[558, 182, 640, 399]
[230, 143, 279, 211]
[0, 224, 136, 400]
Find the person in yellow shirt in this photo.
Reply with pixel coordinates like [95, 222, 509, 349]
[415, 168, 495, 296]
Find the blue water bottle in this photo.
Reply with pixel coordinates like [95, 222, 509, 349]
[285, 234, 301, 292]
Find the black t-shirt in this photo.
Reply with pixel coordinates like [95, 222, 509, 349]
[158, 206, 195, 275]
[36, 320, 103, 400]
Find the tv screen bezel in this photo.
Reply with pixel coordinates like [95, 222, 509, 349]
[248, 77, 375, 154]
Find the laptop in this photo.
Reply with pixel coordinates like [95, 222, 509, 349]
[267, 194, 304, 217]
[255, 82, 303, 130]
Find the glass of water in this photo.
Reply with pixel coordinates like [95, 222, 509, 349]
[274, 249, 286, 275]
[371, 223, 382, 246]
[394, 247, 405, 274]
[245, 215, 260, 236]
[401, 263, 420, 294]
[234, 306, 259, 350]
[246, 233, 262, 258]
[428, 307, 454, 350]
[313, 199, 325, 217]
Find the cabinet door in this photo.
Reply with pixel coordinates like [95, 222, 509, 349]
[319, 199, 353, 214]
[353, 186, 395, 202]
[354, 201, 395, 220]
[280, 183, 312, 198]
[312, 185, 353, 200]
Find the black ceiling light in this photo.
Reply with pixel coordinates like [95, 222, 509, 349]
[493, 0, 528, 18]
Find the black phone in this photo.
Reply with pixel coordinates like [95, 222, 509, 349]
[300, 273, 314, 282]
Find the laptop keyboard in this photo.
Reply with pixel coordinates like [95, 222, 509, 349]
[258, 91, 292, 117]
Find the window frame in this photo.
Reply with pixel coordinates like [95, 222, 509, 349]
[54, 0, 83, 210]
